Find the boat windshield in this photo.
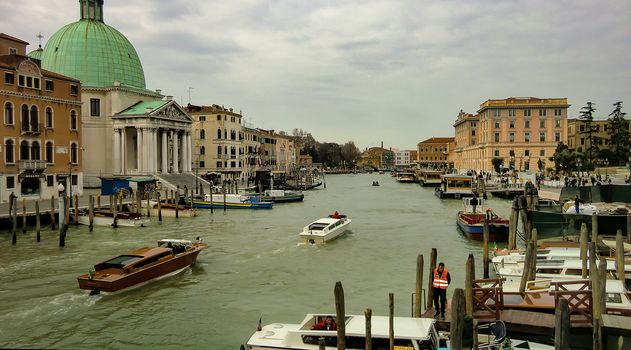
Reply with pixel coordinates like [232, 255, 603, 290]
[309, 223, 329, 231]
[102, 255, 143, 268]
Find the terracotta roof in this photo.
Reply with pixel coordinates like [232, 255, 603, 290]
[0, 33, 29, 45]
[185, 103, 241, 116]
[0, 54, 79, 82]
[419, 137, 454, 144]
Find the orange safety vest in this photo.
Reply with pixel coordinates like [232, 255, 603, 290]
[433, 267, 449, 289]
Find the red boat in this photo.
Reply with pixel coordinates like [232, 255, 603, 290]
[78, 239, 207, 294]
[456, 198, 509, 242]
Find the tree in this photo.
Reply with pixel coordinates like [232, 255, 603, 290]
[491, 157, 504, 174]
[607, 101, 630, 166]
[537, 158, 544, 172]
[550, 142, 575, 173]
[579, 102, 598, 165]
[340, 141, 361, 167]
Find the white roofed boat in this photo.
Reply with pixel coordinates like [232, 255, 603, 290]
[299, 214, 351, 244]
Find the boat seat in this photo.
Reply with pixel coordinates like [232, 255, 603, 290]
[477, 320, 507, 349]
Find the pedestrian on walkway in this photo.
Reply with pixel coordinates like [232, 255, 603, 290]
[432, 262, 451, 320]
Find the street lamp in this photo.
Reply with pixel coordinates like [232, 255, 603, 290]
[68, 162, 73, 206]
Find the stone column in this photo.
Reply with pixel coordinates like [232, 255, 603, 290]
[136, 127, 143, 172]
[162, 130, 168, 173]
[187, 132, 193, 172]
[181, 132, 189, 173]
[121, 128, 127, 174]
[153, 128, 159, 173]
[113, 128, 121, 174]
[146, 128, 154, 173]
[173, 130, 179, 173]
[142, 128, 150, 173]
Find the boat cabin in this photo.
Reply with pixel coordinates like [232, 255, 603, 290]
[93, 247, 174, 273]
[435, 174, 475, 198]
[307, 218, 345, 232]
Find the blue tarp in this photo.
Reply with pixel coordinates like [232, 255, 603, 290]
[101, 178, 130, 195]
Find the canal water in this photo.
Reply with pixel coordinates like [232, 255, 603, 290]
[0, 173, 512, 349]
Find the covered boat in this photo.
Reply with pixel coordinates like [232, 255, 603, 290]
[299, 213, 351, 244]
[75, 209, 149, 227]
[257, 189, 304, 203]
[188, 193, 273, 209]
[77, 238, 207, 294]
[142, 200, 197, 218]
[434, 174, 475, 199]
[417, 170, 443, 187]
[456, 198, 509, 241]
[395, 172, 416, 183]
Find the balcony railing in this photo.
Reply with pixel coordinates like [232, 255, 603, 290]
[19, 160, 47, 171]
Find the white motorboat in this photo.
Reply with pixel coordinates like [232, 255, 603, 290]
[299, 214, 351, 244]
[496, 258, 630, 284]
[75, 209, 149, 227]
[243, 313, 439, 350]
[491, 247, 583, 273]
[396, 172, 416, 183]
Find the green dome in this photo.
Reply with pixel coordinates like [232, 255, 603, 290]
[41, 19, 146, 89]
[28, 46, 43, 60]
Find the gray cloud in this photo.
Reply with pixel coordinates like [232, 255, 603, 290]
[5, 0, 631, 149]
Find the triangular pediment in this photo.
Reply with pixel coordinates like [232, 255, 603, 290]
[150, 101, 192, 123]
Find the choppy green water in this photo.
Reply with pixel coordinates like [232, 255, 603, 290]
[0, 173, 511, 349]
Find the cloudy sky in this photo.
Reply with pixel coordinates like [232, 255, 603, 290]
[3, 0, 630, 149]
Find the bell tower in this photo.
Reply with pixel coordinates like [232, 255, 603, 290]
[79, 0, 104, 22]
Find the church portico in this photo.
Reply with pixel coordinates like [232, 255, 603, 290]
[111, 100, 193, 176]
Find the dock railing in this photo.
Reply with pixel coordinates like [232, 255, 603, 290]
[472, 278, 505, 320]
[551, 279, 593, 324]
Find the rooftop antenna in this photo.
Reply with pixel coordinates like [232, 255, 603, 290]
[36, 32, 44, 48]
[187, 86, 194, 105]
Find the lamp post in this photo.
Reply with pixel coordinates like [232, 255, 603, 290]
[68, 162, 73, 206]
[57, 182, 65, 241]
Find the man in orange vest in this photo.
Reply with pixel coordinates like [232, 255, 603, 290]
[432, 262, 451, 320]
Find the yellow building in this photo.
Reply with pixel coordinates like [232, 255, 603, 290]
[358, 147, 394, 169]
[1, 33, 82, 202]
[417, 137, 454, 169]
[567, 118, 631, 155]
[454, 97, 569, 172]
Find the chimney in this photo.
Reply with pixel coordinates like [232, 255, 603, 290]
[166, 96, 173, 101]
[155, 89, 162, 95]
[381, 141, 383, 149]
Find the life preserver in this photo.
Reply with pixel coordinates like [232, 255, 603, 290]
[433, 267, 449, 289]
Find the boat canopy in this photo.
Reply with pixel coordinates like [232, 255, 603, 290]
[299, 314, 435, 340]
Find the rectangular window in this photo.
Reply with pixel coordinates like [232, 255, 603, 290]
[4, 72, 14, 84]
[70, 84, 78, 95]
[494, 120, 500, 128]
[580, 138, 585, 145]
[199, 160, 205, 168]
[540, 149, 545, 156]
[555, 132, 561, 142]
[539, 119, 545, 128]
[90, 98, 100, 117]
[525, 149, 530, 156]
[525, 120, 530, 129]
[554, 108, 562, 116]
[540, 132, 546, 142]
[71, 174, 78, 186]
[509, 133, 515, 142]
[199, 116, 206, 121]
[6, 176, 15, 189]
[509, 120, 515, 128]
[579, 125, 585, 132]
[216, 115, 221, 120]
[26, 76, 32, 87]
[494, 150, 500, 157]
[18, 74, 24, 86]
[46, 175, 54, 187]
[525, 132, 530, 142]
[539, 108, 546, 116]
[494, 133, 500, 142]
[493, 110, 500, 117]
[524, 109, 531, 117]
[509, 150, 515, 157]
[34, 78, 40, 89]
[216, 161, 222, 168]
[45, 80, 54, 91]
[509, 109, 516, 117]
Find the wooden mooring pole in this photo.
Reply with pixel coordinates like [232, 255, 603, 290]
[146, 194, 151, 218]
[11, 197, 17, 245]
[223, 184, 227, 212]
[590, 242, 603, 350]
[465, 254, 475, 316]
[427, 248, 437, 309]
[519, 241, 536, 293]
[88, 195, 94, 232]
[592, 215, 599, 242]
[483, 217, 490, 278]
[627, 214, 631, 244]
[450, 288, 465, 350]
[415, 254, 424, 318]
[389, 293, 394, 350]
[554, 298, 570, 350]
[21, 198, 26, 233]
[365, 308, 372, 350]
[616, 230, 625, 281]
[59, 195, 67, 247]
[35, 201, 40, 242]
[157, 192, 162, 221]
[508, 197, 519, 250]
[64, 195, 70, 231]
[73, 194, 79, 225]
[96, 195, 101, 210]
[334, 281, 346, 350]
[50, 195, 56, 230]
[112, 198, 118, 228]
[580, 223, 589, 278]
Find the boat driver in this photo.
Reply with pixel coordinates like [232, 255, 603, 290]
[331, 211, 341, 219]
[311, 316, 337, 330]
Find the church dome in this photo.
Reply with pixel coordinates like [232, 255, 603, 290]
[40, 0, 146, 89]
[28, 46, 43, 60]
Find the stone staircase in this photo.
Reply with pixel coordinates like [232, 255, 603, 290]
[156, 173, 210, 193]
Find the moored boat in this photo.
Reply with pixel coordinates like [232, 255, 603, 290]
[142, 200, 198, 217]
[417, 170, 443, 187]
[395, 172, 416, 183]
[187, 193, 273, 209]
[77, 238, 207, 294]
[299, 213, 351, 244]
[243, 313, 440, 350]
[253, 189, 304, 203]
[75, 209, 149, 227]
[456, 198, 509, 241]
[434, 174, 475, 199]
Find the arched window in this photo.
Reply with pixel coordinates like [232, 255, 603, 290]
[21, 104, 28, 131]
[230, 146, 236, 156]
[46, 141, 54, 163]
[200, 129, 206, 140]
[20, 140, 29, 160]
[5, 139, 14, 163]
[224, 129, 227, 139]
[4, 102, 13, 125]
[70, 110, 77, 130]
[70, 143, 78, 164]
[30, 106, 38, 132]
[230, 130, 236, 140]
[217, 146, 221, 155]
[31, 141, 40, 160]
[217, 128, 221, 139]
[200, 146, 205, 155]
[45, 107, 53, 128]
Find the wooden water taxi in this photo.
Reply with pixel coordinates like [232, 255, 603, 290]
[299, 214, 351, 244]
[77, 239, 207, 294]
[434, 174, 475, 199]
